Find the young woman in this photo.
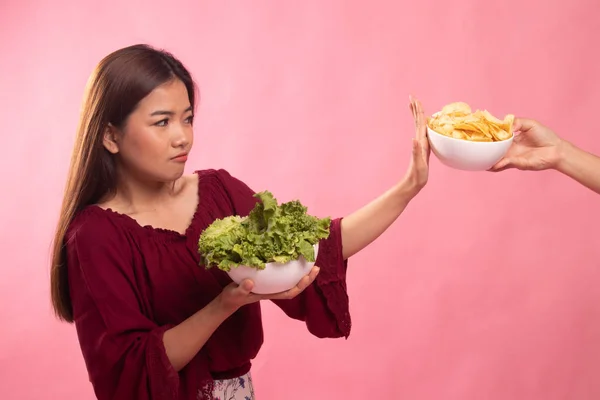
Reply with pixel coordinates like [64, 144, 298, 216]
[50, 44, 430, 400]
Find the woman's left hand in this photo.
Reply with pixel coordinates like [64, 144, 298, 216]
[403, 95, 430, 195]
[338, 96, 431, 259]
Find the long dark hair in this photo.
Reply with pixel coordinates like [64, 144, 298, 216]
[51, 44, 197, 322]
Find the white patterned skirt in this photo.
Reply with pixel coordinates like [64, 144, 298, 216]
[213, 372, 255, 400]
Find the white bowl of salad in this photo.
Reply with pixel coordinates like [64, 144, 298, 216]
[198, 191, 330, 295]
[226, 243, 319, 294]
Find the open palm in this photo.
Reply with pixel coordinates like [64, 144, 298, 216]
[405, 96, 430, 190]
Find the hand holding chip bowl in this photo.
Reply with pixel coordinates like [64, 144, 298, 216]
[426, 102, 515, 171]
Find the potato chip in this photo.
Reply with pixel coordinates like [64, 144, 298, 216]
[502, 114, 515, 136]
[481, 110, 503, 125]
[428, 102, 514, 143]
[441, 102, 472, 116]
[451, 130, 469, 139]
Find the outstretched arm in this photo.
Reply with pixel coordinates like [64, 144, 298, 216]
[555, 140, 600, 195]
[341, 96, 430, 259]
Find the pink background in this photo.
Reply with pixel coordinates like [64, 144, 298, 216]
[2, 1, 600, 399]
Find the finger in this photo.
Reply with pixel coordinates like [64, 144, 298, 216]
[260, 287, 300, 301]
[408, 95, 416, 119]
[420, 138, 430, 160]
[246, 292, 262, 303]
[263, 267, 320, 301]
[309, 265, 320, 280]
[414, 99, 427, 141]
[286, 268, 317, 295]
[299, 266, 320, 290]
[293, 275, 312, 294]
[489, 157, 512, 172]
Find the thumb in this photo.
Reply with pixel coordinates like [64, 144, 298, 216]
[411, 138, 419, 156]
[235, 279, 254, 296]
[514, 117, 537, 133]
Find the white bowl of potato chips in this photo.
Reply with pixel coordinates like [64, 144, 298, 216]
[427, 102, 514, 171]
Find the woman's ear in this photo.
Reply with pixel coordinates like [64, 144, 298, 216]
[102, 124, 120, 154]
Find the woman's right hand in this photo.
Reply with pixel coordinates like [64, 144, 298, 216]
[490, 118, 565, 172]
[217, 266, 321, 313]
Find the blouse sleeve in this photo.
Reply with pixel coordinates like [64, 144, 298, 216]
[66, 210, 181, 400]
[214, 169, 352, 339]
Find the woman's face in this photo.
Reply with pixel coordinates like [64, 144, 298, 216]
[103, 78, 194, 183]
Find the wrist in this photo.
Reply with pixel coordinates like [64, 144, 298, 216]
[184, 293, 236, 334]
[553, 139, 576, 173]
[393, 178, 421, 204]
[213, 292, 240, 317]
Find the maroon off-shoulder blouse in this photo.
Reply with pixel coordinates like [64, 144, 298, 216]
[65, 169, 351, 400]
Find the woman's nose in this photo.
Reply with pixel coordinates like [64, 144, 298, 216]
[171, 124, 190, 147]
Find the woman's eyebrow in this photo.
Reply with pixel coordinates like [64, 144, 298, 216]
[150, 106, 192, 117]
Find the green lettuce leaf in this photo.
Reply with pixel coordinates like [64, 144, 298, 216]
[198, 191, 331, 271]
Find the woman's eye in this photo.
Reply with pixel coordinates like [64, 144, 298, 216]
[155, 119, 168, 127]
[184, 116, 194, 124]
